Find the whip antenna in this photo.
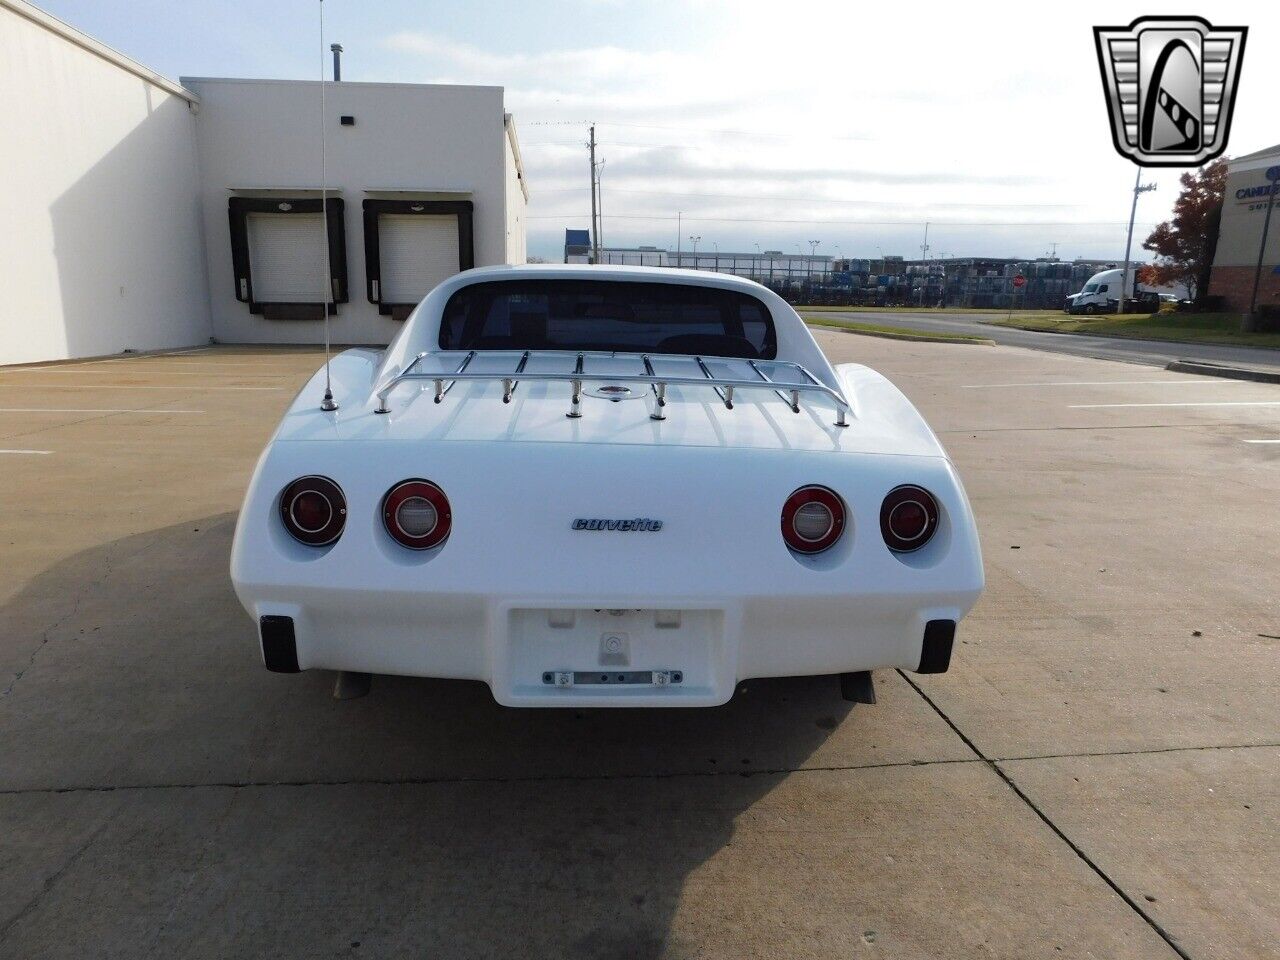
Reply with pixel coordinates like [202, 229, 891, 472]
[318, 0, 338, 411]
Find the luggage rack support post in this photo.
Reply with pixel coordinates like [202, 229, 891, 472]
[506, 350, 529, 404]
[651, 382, 667, 420]
[643, 356, 666, 421]
[567, 353, 584, 419]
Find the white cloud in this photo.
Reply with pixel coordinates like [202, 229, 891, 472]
[383, 2, 1280, 260]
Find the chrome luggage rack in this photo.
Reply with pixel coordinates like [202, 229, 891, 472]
[373, 349, 851, 427]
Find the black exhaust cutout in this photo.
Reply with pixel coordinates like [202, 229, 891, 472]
[917, 619, 957, 674]
[259, 615, 300, 673]
[839, 670, 876, 704]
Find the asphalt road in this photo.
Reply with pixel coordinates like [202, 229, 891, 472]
[0, 342, 1276, 958]
[807, 309, 1280, 370]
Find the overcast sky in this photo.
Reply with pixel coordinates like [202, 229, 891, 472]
[38, 1, 1279, 263]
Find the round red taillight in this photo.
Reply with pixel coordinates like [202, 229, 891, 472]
[881, 485, 939, 552]
[382, 480, 452, 550]
[280, 476, 346, 546]
[781, 485, 845, 554]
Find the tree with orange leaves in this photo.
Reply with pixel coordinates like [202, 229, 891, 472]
[1142, 159, 1228, 302]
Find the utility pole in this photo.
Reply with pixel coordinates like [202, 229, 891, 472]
[1119, 168, 1157, 314]
[920, 221, 930, 306]
[676, 212, 682, 265]
[588, 125, 599, 263]
[595, 160, 605, 255]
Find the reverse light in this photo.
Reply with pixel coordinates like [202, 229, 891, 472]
[880, 485, 939, 552]
[781, 485, 845, 554]
[280, 476, 346, 546]
[382, 480, 452, 550]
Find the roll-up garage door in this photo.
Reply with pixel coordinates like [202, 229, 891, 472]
[246, 213, 327, 303]
[378, 214, 461, 304]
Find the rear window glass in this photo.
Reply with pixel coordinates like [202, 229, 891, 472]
[439, 280, 777, 359]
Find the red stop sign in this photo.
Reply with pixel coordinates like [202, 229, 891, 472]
[1012, 274, 1026, 288]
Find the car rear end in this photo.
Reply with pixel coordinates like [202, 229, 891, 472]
[231, 266, 983, 706]
[231, 371, 983, 707]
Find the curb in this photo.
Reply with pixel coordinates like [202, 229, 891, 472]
[807, 323, 994, 346]
[1165, 360, 1280, 384]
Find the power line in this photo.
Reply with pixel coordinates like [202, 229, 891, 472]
[529, 213, 1155, 227]
[534, 186, 1073, 209]
[520, 118, 874, 142]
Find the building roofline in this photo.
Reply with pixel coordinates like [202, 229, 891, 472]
[1, 0, 198, 104]
[1232, 143, 1280, 163]
[179, 75, 503, 94]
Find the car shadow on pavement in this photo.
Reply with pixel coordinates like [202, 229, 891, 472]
[0, 514, 865, 958]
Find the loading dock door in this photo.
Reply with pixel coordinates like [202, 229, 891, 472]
[246, 213, 327, 303]
[378, 214, 460, 304]
[363, 199, 473, 318]
[228, 196, 347, 319]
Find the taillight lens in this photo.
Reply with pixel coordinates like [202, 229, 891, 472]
[280, 476, 346, 546]
[781, 485, 845, 554]
[881, 485, 939, 552]
[382, 480, 452, 549]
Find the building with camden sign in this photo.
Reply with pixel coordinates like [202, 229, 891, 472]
[1208, 143, 1280, 312]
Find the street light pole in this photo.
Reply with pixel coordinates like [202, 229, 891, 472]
[588, 125, 599, 263]
[1247, 165, 1280, 326]
[920, 221, 929, 306]
[1119, 167, 1157, 314]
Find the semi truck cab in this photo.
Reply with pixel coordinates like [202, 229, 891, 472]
[1065, 268, 1158, 315]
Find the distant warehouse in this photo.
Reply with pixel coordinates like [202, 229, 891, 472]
[563, 231, 1118, 309]
[1207, 143, 1280, 313]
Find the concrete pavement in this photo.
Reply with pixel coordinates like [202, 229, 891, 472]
[0, 340, 1275, 958]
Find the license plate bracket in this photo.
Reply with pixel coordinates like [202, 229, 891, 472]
[542, 669, 684, 687]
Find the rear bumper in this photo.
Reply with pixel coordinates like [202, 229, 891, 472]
[239, 588, 976, 707]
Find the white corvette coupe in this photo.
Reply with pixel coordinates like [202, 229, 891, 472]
[230, 265, 984, 706]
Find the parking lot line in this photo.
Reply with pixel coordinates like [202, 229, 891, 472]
[963, 380, 1240, 388]
[0, 368, 287, 377]
[0, 407, 205, 414]
[1069, 401, 1280, 409]
[0, 383, 282, 391]
[0, 449, 52, 455]
[1243, 439, 1280, 444]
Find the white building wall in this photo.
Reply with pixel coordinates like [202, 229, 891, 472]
[184, 77, 511, 345]
[503, 116, 528, 264]
[0, 0, 210, 365]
